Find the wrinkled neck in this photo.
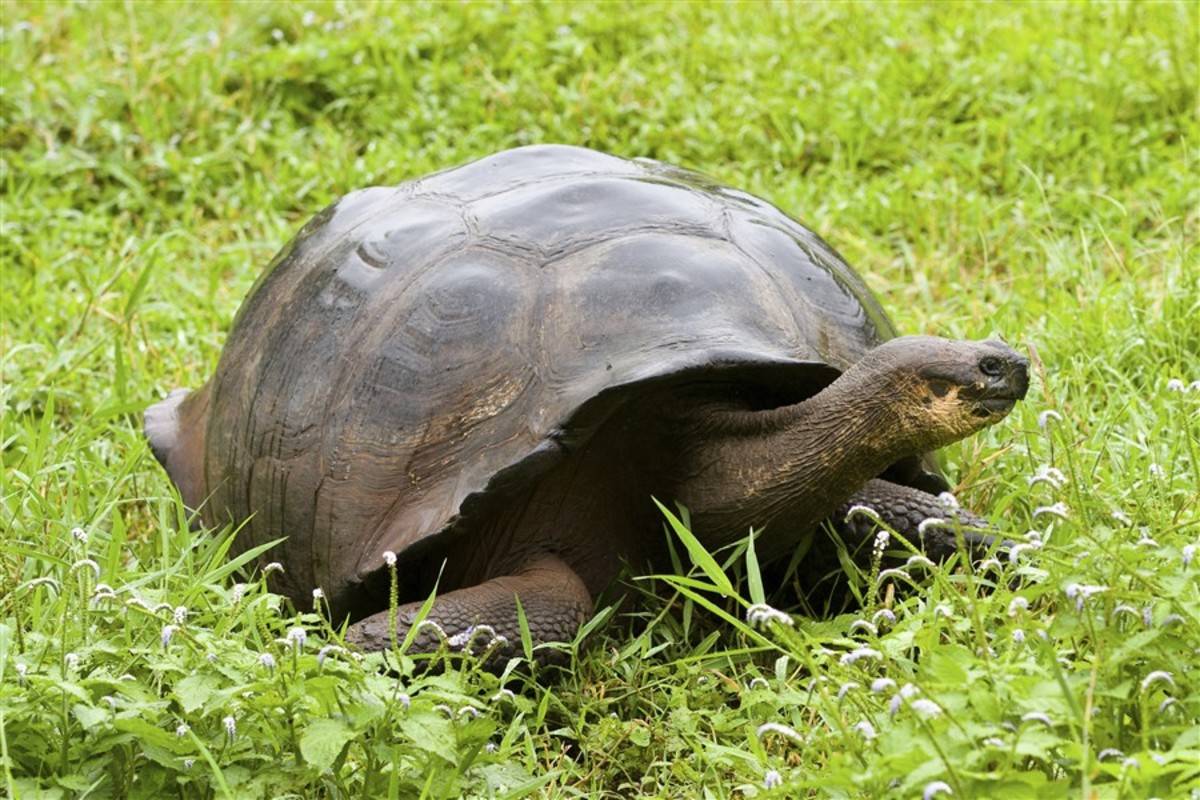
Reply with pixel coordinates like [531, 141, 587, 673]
[671, 368, 915, 558]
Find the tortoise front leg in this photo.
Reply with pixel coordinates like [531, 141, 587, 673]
[831, 478, 1002, 562]
[345, 553, 592, 666]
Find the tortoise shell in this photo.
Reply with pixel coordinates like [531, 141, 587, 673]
[152, 145, 939, 618]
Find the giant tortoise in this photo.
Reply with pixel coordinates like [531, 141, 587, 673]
[145, 145, 1028, 659]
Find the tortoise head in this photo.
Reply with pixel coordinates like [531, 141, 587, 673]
[854, 336, 1030, 451]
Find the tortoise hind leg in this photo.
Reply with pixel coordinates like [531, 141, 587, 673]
[144, 386, 210, 513]
[831, 478, 1003, 562]
[345, 554, 592, 667]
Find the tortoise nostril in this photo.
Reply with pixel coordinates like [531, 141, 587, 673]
[979, 357, 1004, 377]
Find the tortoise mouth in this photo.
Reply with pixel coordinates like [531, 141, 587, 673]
[972, 395, 1019, 418]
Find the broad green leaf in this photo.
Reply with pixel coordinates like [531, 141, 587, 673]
[300, 717, 355, 772]
[174, 673, 220, 713]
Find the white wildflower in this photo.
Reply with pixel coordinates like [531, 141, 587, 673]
[15, 663, 28, 684]
[72, 558, 100, 578]
[872, 609, 896, 626]
[1143, 606, 1154, 627]
[982, 737, 1006, 748]
[763, 769, 783, 789]
[271, 27, 283, 41]
[1008, 543, 1038, 564]
[223, 715, 236, 740]
[1037, 410, 1062, 429]
[258, 652, 276, 670]
[836, 682, 859, 700]
[383, 550, 397, 567]
[1111, 509, 1132, 525]
[184, 757, 195, 769]
[748, 677, 769, 690]
[1136, 533, 1160, 548]
[899, 683, 921, 699]
[206, 653, 218, 664]
[161, 624, 177, 648]
[977, 557, 1003, 571]
[301, 10, 317, 26]
[849, 620, 877, 636]
[287, 627, 307, 650]
[937, 492, 959, 509]
[1122, 757, 1139, 770]
[756, 722, 805, 744]
[1113, 604, 1139, 619]
[317, 645, 341, 667]
[873, 530, 890, 554]
[889, 693, 903, 716]
[853, 720, 877, 740]
[918, 518, 947, 535]
[1192, 380, 1200, 392]
[397, 693, 411, 709]
[1027, 465, 1067, 488]
[840, 647, 882, 666]
[910, 699, 942, 717]
[1160, 614, 1184, 628]
[458, 705, 480, 719]
[1140, 671, 1174, 692]
[844, 505, 883, 525]
[1166, 378, 1187, 393]
[485, 741, 498, 753]
[870, 677, 896, 694]
[311, 587, 324, 601]
[91, 584, 117, 602]
[231, 583, 248, 603]
[491, 688, 516, 703]
[905, 555, 935, 569]
[71, 526, 88, 544]
[1097, 748, 1124, 761]
[1157, 697, 1177, 714]
[173, 606, 188, 625]
[934, 603, 954, 618]
[415, 619, 447, 641]
[1021, 711, 1053, 726]
[1008, 597, 1029, 616]
[878, 568, 909, 581]
[1064, 583, 1107, 611]
[176, 722, 189, 737]
[262, 562, 284, 575]
[101, 695, 117, 708]
[1024, 529, 1044, 542]
[25, 577, 60, 591]
[924, 781, 953, 800]
[1148, 463, 1165, 478]
[1012, 629, 1026, 644]
[1182, 544, 1195, 568]
[745, 603, 794, 628]
[1033, 502, 1070, 520]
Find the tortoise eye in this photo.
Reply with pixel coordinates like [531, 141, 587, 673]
[979, 357, 1004, 377]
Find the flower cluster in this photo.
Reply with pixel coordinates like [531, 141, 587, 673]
[745, 603, 794, 629]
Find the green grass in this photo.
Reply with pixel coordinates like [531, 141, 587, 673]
[2, 1, 1197, 797]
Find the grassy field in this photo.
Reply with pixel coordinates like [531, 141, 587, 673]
[2, 1, 1198, 797]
